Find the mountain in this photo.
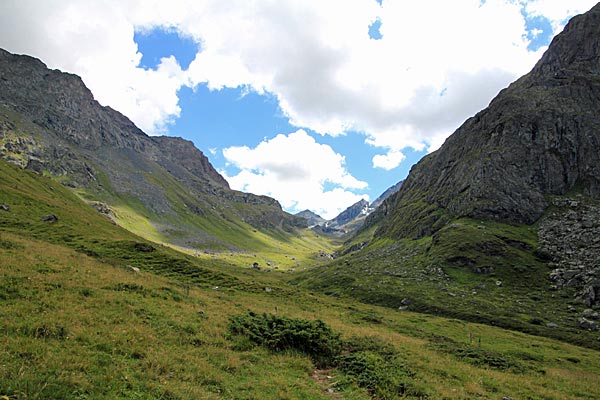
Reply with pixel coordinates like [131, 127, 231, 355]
[329, 199, 369, 227]
[294, 209, 326, 227]
[370, 180, 403, 209]
[295, 4, 600, 344]
[308, 199, 371, 237]
[0, 48, 306, 251]
[2, 11, 600, 398]
[302, 182, 404, 237]
[369, 4, 600, 239]
[2, 159, 599, 399]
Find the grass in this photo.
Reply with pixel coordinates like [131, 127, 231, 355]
[2, 159, 600, 399]
[2, 230, 600, 399]
[293, 216, 600, 350]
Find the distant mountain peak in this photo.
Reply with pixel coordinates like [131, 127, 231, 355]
[295, 209, 325, 227]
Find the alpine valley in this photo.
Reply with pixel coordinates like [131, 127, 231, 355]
[1, 4, 600, 400]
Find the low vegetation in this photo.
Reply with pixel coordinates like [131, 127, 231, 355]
[2, 160, 600, 399]
[294, 215, 600, 350]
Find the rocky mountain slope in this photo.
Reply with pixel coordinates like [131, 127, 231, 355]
[0, 48, 306, 251]
[295, 3, 600, 341]
[371, 180, 403, 209]
[294, 209, 326, 228]
[368, 3, 600, 239]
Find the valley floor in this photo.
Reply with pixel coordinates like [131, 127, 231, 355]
[1, 162, 600, 399]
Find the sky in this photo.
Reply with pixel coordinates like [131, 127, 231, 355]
[0, 0, 596, 219]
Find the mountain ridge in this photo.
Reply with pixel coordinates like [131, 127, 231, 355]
[0, 48, 307, 251]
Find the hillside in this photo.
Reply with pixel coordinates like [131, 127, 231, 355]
[2, 158, 600, 399]
[0, 48, 307, 255]
[294, 4, 600, 346]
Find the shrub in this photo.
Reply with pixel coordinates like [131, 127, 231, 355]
[336, 352, 417, 399]
[228, 312, 342, 367]
[229, 312, 425, 397]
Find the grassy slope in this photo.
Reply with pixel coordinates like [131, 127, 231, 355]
[0, 105, 311, 258]
[294, 213, 600, 350]
[2, 160, 600, 399]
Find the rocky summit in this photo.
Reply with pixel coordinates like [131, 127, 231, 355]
[369, 3, 600, 239]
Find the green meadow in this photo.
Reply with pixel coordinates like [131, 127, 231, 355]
[2, 160, 600, 399]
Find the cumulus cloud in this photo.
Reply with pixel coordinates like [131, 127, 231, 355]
[0, 0, 591, 144]
[222, 130, 368, 219]
[372, 151, 406, 170]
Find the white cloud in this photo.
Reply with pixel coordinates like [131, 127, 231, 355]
[372, 151, 406, 170]
[525, 0, 598, 33]
[1, 0, 591, 142]
[222, 130, 368, 219]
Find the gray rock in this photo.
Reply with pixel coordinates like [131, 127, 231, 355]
[579, 317, 599, 331]
[581, 284, 600, 307]
[582, 309, 600, 320]
[41, 214, 58, 222]
[546, 323, 558, 328]
[127, 265, 140, 274]
[0, 205, 9, 211]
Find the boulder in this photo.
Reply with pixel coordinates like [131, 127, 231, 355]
[578, 317, 598, 331]
[41, 214, 58, 222]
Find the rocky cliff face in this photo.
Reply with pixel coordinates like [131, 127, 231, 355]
[0, 48, 306, 248]
[370, 4, 600, 240]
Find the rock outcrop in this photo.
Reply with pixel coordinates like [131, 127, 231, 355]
[540, 196, 600, 306]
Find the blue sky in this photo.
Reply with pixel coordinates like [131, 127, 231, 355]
[132, 5, 556, 217]
[135, 27, 429, 213]
[1, 0, 596, 219]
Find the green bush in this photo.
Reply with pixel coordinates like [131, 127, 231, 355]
[229, 313, 425, 397]
[228, 312, 342, 367]
[336, 337, 425, 399]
